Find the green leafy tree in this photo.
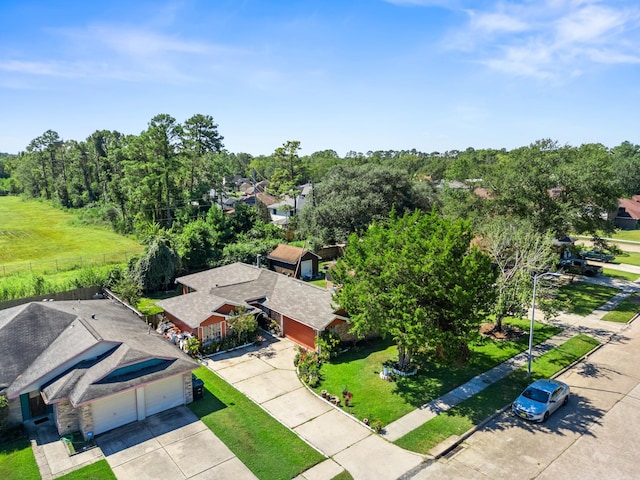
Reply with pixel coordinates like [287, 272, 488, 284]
[479, 217, 557, 332]
[133, 235, 181, 292]
[269, 140, 306, 194]
[333, 210, 497, 367]
[486, 140, 621, 238]
[299, 164, 434, 245]
[182, 114, 224, 197]
[611, 141, 640, 197]
[178, 219, 220, 271]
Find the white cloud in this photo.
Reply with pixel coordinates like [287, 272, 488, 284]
[0, 21, 249, 87]
[469, 12, 528, 33]
[449, 0, 640, 79]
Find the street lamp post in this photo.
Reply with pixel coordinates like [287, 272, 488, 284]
[528, 272, 561, 377]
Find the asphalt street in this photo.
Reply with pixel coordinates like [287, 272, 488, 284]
[409, 316, 640, 479]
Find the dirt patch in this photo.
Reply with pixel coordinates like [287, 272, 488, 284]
[479, 322, 527, 341]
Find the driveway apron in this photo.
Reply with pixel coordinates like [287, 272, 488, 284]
[96, 406, 256, 480]
[204, 336, 424, 480]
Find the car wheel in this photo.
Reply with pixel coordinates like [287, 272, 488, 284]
[563, 395, 569, 406]
[542, 411, 549, 422]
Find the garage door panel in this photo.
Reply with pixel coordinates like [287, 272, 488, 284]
[283, 318, 316, 349]
[92, 390, 137, 435]
[144, 376, 184, 417]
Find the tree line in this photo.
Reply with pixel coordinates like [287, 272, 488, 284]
[3, 114, 640, 364]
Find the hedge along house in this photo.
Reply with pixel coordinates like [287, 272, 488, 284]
[0, 300, 198, 440]
[267, 244, 321, 279]
[157, 262, 349, 350]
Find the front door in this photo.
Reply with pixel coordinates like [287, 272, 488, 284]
[28, 391, 48, 418]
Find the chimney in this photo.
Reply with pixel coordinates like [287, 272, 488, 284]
[257, 254, 262, 268]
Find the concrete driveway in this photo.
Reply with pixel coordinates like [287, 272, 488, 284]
[96, 406, 256, 480]
[204, 335, 424, 480]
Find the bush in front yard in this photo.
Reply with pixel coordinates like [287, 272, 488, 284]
[294, 348, 322, 387]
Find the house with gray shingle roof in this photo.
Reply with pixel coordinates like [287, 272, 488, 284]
[1, 300, 198, 440]
[157, 262, 349, 350]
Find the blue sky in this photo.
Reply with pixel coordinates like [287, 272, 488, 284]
[1, 0, 639, 156]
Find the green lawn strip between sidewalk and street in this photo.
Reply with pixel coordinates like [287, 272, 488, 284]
[314, 318, 562, 426]
[601, 293, 640, 323]
[557, 282, 620, 316]
[0, 434, 40, 480]
[602, 268, 640, 282]
[55, 459, 116, 479]
[393, 334, 600, 454]
[189, 366, 324, 480]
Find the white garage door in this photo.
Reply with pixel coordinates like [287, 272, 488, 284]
[92, 390, 137, 435]
[144, 375, 185, 417]
[300, 260, 313, 278]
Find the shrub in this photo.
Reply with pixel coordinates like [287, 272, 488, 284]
[0, 394, 9, 433]
[316, 330, 341, 362]
[294, 348, 322, 387]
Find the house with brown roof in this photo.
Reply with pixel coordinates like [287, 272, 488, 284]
[156, 262, 349, 350]
[615, 196, 640, 229]
[1, 300, 198, 440]
[267, 244, 320, 279]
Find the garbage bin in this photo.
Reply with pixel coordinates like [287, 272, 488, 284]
[192, 374, 204, 401]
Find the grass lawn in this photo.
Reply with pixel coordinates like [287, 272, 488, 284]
[609, 230, 640, 242]
[188, 366, 324, 480]
[308, 278, 327, 288]
[557, 281, 620, 316]
[394, 334, 600, 454]
[603, 268, 640, 282]
[314, 318, 562, 426]
[56, 460, 116, 480]
[612, 251, 640, 267]
[601, 293, 640, 323]
[331, 471, 354, 480]
[137, 288, 182, 315]
[0, 430, 40, 480]
[0, 196, 142, 271]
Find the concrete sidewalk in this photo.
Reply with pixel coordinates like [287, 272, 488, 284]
[382, 274, 637, 444]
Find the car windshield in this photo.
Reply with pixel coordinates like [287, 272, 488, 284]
[522, 387, 550, 403]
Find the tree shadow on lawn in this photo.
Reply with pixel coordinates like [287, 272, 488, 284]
[392, 345, 535, 408]
[330, 337, 396, 365]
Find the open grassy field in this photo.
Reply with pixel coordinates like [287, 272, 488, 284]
[0, 196, 142, 274]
